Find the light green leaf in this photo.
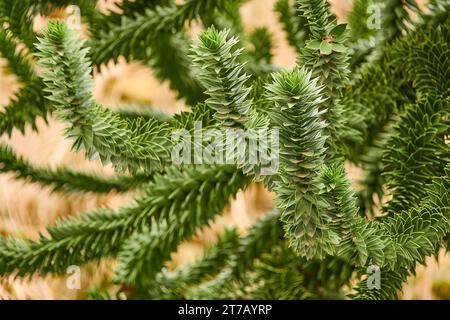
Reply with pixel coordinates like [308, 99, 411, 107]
[331, 43, 347, 53]
[306, 40, 322, 50]
[319, 41, 332, 55]
[330, 24, 347, 37]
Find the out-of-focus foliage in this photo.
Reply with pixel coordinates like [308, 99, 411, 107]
[0, 0, 448, 300]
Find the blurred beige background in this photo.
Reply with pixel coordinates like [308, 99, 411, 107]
[0, 0, 448, 299]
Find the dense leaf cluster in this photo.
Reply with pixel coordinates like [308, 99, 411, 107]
[0, 0, 448, 300]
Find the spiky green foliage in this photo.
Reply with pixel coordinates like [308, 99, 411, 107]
[345, 0, 421, 67]
[345, 23, 450, 214]
[296, 0, 351, 158]
[131, 209, 282, 299]
[85, 0, 204, 106]
[223, 245, 353, 300]
[339, 42, 414, 163]
[143, 228, 240, 299]
[297, 0, 350, 91]
[383, 96, 449, 215]
[0, 28, 47, 135]
[355, 168, 450, 299]
[392, 23, 450, 97]
[382, 0, 420, 41]
[266, 67, 340, 259]
[190, 26, 273, 179]
[190, 27, 254, 128]
[89, 0, 240, 106]
[347, 0, 378, 42]
[248, 28, 273, 65]
[274, 0, 308, 53]
[0, 144, 147, 194]
[188, 242, 354, 299]
[144, 33, 205, 106]
[0, 29, 34, 83]
[185, 209, 284, 299]
[346, 0, 382, 67]
[0, 0, 449, 301]
[317, 163, 387, 267]
[36, 21, 172, 173]
[0, 0, 36, 51]
[114, 165, 249, 286]
[422, 0, 450, 26]
[246, 27, 276, 76]
[116, 105, 172, 124]
[355, 122, 392, 214]
[0, 165, 248, 276]
[91, 0, 238, 65]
